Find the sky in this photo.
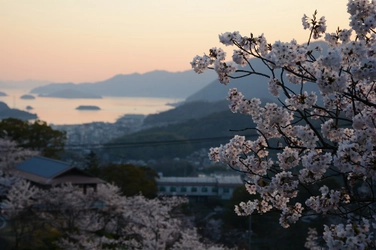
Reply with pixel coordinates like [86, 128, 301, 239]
[1, 0, 350, 83]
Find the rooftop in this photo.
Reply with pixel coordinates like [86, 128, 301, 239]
[10, 156, 105, 186]
[14, 156, 72, 179]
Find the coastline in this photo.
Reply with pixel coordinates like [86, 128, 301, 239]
[0, 89, 181, 125]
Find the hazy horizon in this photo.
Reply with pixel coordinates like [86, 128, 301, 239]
[0, 69, 205, 85]
[2, 0, 350, 83]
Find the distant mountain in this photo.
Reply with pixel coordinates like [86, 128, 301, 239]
[188, 73, 324, 105]
[0, 102, 37, 120]
[186, 73, 273, 103]
[31, 83, 76, 95]
[30, 70, 216, 99]
[38, 89, 102, 99]
[186, 71, 321, 104]
[0, 92, 7, 96]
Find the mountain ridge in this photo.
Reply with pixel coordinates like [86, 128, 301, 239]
[30, 70, 216, 99]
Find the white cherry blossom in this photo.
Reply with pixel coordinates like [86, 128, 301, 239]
[192, 0, 376, 248]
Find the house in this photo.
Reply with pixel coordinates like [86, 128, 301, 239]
[156, 175, 243, 201]
[9, 156, 105, 193]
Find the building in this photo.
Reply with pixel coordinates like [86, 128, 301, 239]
[9, 156, 105, 193]
[156, 175, 243, 201]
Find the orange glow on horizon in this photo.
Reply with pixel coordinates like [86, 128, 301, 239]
[1, 0, 350, 83]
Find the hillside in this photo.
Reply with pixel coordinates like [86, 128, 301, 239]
[103, 107, 257, 162]
[0, 102, 37, 120]
[142, 100, 229, 127]
[186, 74, 274, 103]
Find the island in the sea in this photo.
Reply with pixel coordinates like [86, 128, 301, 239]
[0, 91, 7, 97]
[20, 94, 36, 100]
[76, 105, 101, 110]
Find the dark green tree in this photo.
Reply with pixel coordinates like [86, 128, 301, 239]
[100, 163, 158, 198]
[223, 186, 254, 231]
[84, 150, 101, 176]
[0, 118, 66, 159]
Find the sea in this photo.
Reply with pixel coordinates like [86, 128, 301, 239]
[0, 89, 180, 125]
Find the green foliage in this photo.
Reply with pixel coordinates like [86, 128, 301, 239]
[84, 150, 101, 176]
[1, 209, 50, 250]
[31, 226, 62, 250]
[104, 131, 193, 161]
[146, 110, 256, 141]
[222, 186, 254, 231]
[0, 118, 66, 159]
[100, 163, 158, 198]
[104, 110, 257, 162]
[221, 186, 313, 249]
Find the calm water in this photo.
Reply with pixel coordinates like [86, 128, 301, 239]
[0, 89, 180, 125]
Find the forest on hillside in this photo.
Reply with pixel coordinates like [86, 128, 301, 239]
[102, 105, 258, 162]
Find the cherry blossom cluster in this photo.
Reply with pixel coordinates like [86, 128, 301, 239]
[302, 11, 327, 39]
[1, 177, 232, 250]
[305, 185, 350, 215]
[277, 147, 300, 170]
[279, 202, 304, 228]
[2, 180, 39, 217]
[305, 227, 321, 250]
[172, 228, 230, 250]
[322, 219, 375, 249]
[235, 171, 303, 228]
[325, 28, 353, 47]
[0, 141, 235, 249]
[265, 39, 308, 69]
[192, 0, 376, 248]
[285, 91, 318, 110]
[268, 77, 282, 97]
[299, 150, 332, 183]
[321, 119, 353, 143]
[234, 198, 272, 216]
[347, 0, 376, 38]
[0, 138, 38, 171]
[227, 88, 262, 116]
[190, 47, 236, 84]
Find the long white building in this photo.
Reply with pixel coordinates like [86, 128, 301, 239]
[156, 175, 243, 201]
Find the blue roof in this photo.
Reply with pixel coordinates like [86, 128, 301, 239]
[14, 156, 72, 178]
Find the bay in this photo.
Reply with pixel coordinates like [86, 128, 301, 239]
[0, 89, 180, 125]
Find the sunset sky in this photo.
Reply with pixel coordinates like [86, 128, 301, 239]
[1, 0, 350, 83]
